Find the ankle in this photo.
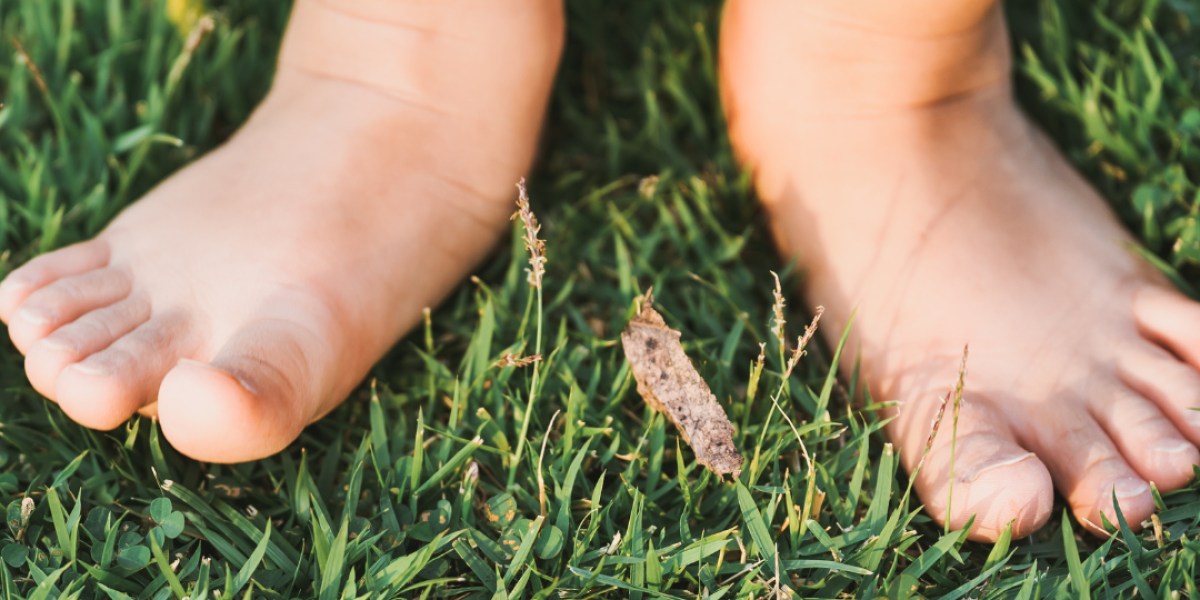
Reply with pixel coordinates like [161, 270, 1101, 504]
[275, 0, 563, 116]
[244, 0, 563, 215]
[720, 0, 1010, 117]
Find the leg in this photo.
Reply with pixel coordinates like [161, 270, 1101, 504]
[721, 0, 1200, 540]
[0, 0, 564, 462]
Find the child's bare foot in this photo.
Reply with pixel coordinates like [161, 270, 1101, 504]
[722, 0, 1200, 540]
[0, 0, 562, 462]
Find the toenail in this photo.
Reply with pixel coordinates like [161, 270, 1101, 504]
[37, 337, 76, 353]
[68, 362, 112, 377]
[1112, 478, 1149, 499]
[0, 276, 31, 293]
[1148, 439, 1195, 454]
[1187, 410, 1200, 429]
[178, 358, 257, 395]
[955, 452, 1036, 483]
[16, 308, 51, 325]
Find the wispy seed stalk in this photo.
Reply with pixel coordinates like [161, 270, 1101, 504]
[770, 271, 787, 362]
[512, 177, 546, 292]
[493, 353, 542, 368]
[509, 178, 548, 490]
[945, 344, 968, 535]
[783, 306, 824, 380]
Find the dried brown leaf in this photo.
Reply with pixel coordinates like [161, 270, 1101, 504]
[620, 289, 744, 476]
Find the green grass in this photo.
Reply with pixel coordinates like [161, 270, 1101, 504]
[0, 0, 1197, 598]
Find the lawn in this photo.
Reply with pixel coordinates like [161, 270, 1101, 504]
[0, 0, 1198, 598]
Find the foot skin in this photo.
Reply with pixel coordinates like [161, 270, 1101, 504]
[0, 0, 562, 463]
[722, 0, 1200, 540]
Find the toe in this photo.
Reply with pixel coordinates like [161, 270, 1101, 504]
[24, 295, 151, 400]
[908, 395, 1054, 542]
[1120, 345, 1200, 447]
[7, 268, 132, 353]
[158, 318, 329, 463]
[54, 314, 195, 431]
[1133, 286, 1200, 368]
[1027, 407, 1155, 534]
[1088, 378, 1198, 490]
[0, 241, 109, 321]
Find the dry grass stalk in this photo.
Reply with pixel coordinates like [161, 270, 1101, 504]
[912, 345, 970, 483]
[165, 15, 215, 95]
[798, 306, 824, 353]
[951, 346, 968, 424]
[921, 393, 951, 462]
[1152, 513, 1164, 548]
[493, 353, 542, 368]
[10, 37, 48, 95]
[536, 410, 561, 517]
[944, 344, 968, 532]
[183, 15, 214, 53]
[768, 391, 815, 489]
[512, 177, 546, 289]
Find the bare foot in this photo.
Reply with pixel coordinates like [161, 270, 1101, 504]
[0, 0, 562, 462]
[722, 0, 1200, 540]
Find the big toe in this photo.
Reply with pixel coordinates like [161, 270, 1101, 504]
[929, 452, 1054, 541]
[906, 395, 1054, 542]
[157, 318, 330, 463]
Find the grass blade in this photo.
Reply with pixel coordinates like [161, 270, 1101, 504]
[735, 482, 778, 580]
[1061, 510, 1091, 600]
[227, 521, 272, 598]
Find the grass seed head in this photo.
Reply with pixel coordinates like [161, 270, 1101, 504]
[770, 271, 786, 351]
[512, 177, 546, 289]
[783, 306, 823, 379]
[799, 306, 824, 353]
[493, 353, 542, 368]
[638, 175, 660, 199]
[952, 344, 969, 418]
[783, 338, 803, 379]
[923, 392, 951, 458]
[183, 16, 215, 54]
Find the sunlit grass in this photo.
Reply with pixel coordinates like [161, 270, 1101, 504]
[0, 0, 1195, 597]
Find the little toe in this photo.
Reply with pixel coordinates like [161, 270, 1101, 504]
[1119, 345, 1200, 446]
[910, 396, 1054, 542]
[0, 241, 110, 321]
[7, 268, 132, 353]
[25, 295, 151, 400]
[158, 318, 330, 463]
[1030, 409, 1155, 534]
[1089, 379, 1198, 490]
[1133, 286, 1200, 369]
[55, 314, 196, 431]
